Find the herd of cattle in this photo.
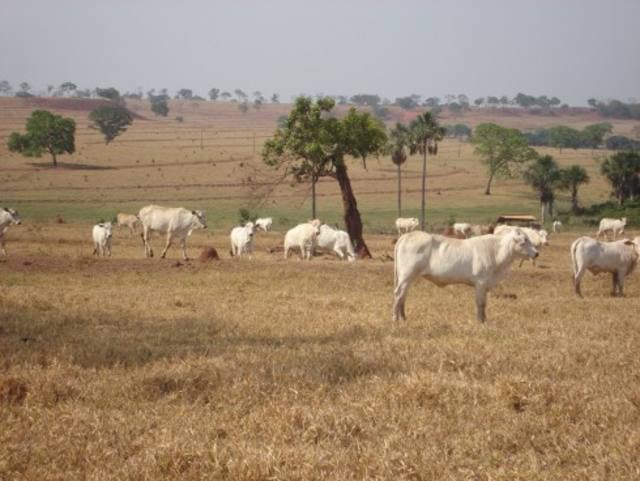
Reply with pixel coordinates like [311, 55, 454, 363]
[1, 205, 638, 322]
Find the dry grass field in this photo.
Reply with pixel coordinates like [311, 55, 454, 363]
[2, 97, 640, 480]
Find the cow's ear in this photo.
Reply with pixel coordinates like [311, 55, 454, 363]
[192, 210, 196, 215]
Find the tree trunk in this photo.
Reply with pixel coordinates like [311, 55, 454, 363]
[311, 176, 317, 219]
[420, 148, 427, 230]
[397, 162, 402, 218]
[335, 162, 371, 259]
[51, 151, 57, 167]
[571, 187, 579, 214]
[484, 170, 494, 195]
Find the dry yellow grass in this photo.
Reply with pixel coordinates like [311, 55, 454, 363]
[1, 224, 640, 480]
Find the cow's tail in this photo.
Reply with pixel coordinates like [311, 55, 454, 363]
[393, 235, 401, 291]
[570, 238, 580, 277]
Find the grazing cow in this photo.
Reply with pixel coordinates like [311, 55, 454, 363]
[453, 222, 472, 238]
[316, 224, 356, 261]
[138, 205, 207, 260]
[0, 207, 22, 256]
[470, 224, 495, 236]
[395, 217, 419, 234]
[571, 236, 640, 297]
[116, 213, 140, 235]
[284, 219, 322, 260]
[230, 222, 257, 259]
[92, 222, 113, 257]
[392, 229, 538, 322]
[494, 225, 549, 266]
[597, 217, 627, 240]
[255, 217, 273, 232]
[552, 220, 562, 233]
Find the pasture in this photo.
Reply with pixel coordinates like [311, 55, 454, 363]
[2, 98, 640, 479]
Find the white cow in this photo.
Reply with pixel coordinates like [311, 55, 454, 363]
[571, 236, 640, 297]
[597, 217, 627, 240]
[255, 217, 273, 232]
[316, 224, 356, 261]
[284, 219, 322, 260]
[395, 217, 419, 234]
[552, 220, 562, 233]
[453, 222, 472, 238]
[0, 207, 22, 256]
[116, 213, 140, 235]
[92, 222, 113, 257]
[230, 221, 256, 259]
[392, 229, 538, 322]
[494, 225, 549, 266]
[138, 205, 207, 260]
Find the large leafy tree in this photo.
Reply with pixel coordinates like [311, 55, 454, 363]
[560, 165, 590, 213]
[89, 105, 133, 144]
[600, 152, 640, 206]
[8, 110, 75, 167]
[408, 112, 445, 230]
[150, 94, 169, 117]
[388, 123, 410, 218]
[263, 96, 387, 258]
[472, 123, 537, 195]
[523, 155, 562, 223]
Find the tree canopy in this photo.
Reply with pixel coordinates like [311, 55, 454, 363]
[89, 105, 133, 144]
[523, 154, 562, 222]
[600, 152, 640, 206]
[8, 110, 75, 167]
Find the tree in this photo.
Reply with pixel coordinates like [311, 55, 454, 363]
[7, 110, 75, 167]
[548, 125, 582, 151]
[238, 101, 249, 114]
[388, 123, 410, 218]
[349, 94, 381, 107]
[150, 95, 169, 117]
[89, 105, 133, 144]
[0, 80, 12, 96]
[474, 97, 484, 107]
[19, 82, 31, 94]
[234, 89, 247, 101]
[587, 98, 598, 108]
[560, 165, 590, 213]
[581, 123, 613, 149]
[394, 94, 421, 110]
[423, 97, 440, 108]
[176, 89, 193, 100]
[220, 91, 232, 101]
[58, 82, 77, 96]
[96, 87, 120, 101]
[472, 123, 537, 195]
[263, 97, 387, 258]
[600, 152, 640, 206]
[208, 88, 220, 101]
[523, 154, 562, 223]
[408, 112, 445, 230]
[271, 93, 280, 103]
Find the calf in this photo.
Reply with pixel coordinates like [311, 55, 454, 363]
[284, 219, 322, 260]
[571, 236, 640, 297]
[230, 222, 257, 259]
[255, 217, 273, 232]
[116, 213, 140, 235]
[395, 217, 419, 234]
[92, 222, 113, 257]
[597, 217, 627, 241]
[552, 220, 562, 233]
[316, 224, 356, 261]
[392, 229, 538, 322]
[0, 207, 22, 256]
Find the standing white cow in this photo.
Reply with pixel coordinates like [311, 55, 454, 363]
[392, 229, 538, 322]
[116, 213, 140, 235]
[230, 222, 256, 259]
[571, 236, 640, 297]
[316, 224, 356, 261]
[0, 207, 22, 256]
[138, 205, 207, 260]
[284, 219, 322, 260]
[395, 217, 419, 234]
[92, 222, 113, 257]
[453, 223, 473, 238]
[597, 217, 627, 240]
[552, 220, 562, 233]
[255, 217, 273, 232]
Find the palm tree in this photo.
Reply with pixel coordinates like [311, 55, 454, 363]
[600, 152, 640, 206]
[388, 123, 410, 218]
[523, 154, 562, 223]
[560, 165, 590, 214]
[408, 112, 445, 230]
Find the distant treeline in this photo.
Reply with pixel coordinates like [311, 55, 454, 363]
[523, 123, 640, 151]
[588, 98, 640, 120]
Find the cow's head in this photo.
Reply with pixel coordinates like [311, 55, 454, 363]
[3, 207, 21, 225]
[621, 217, 628, 226]
[539, 229, 549, 246]
[98, 222, 113, 238]
[509, 228, 538, 259]
[309, 218, 322, 237]
[191, 210, 207, 230]
[245, 221, 256, 237]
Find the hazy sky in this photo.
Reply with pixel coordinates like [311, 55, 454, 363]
[1, 0, 639, 105]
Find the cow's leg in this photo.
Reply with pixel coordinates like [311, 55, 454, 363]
[612, 271, 625, 297]
[0, 236, 6, 256]
[475, 285, 488, 323]
[160, 233, 173, 259]
[617, 272, 625, 297]
[392, 269, 419, 322]
[334, 246, 345, 260]
[573, 265, 586, 297]
[107, 239, 112, 257]
[284, 242, 290, 259]
[142, 227, 153, 257]
[93, 242, 99, 256]
[180, 238, 189, 261]
[299, 242, 306, 260]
